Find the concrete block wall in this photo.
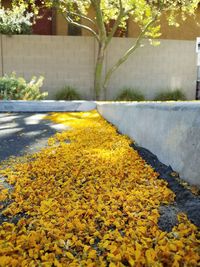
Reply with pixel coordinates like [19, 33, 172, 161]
[106, 38, 197, 100]
[97, 102, 200, 186]
[0, 35, 197, 100]
[1, 35, 95, 99]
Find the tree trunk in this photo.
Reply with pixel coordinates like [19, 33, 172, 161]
[94, 43, 105, 100]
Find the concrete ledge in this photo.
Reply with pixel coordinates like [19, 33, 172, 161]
[97, 101, 200, 186]
[0, 100, 96, 112]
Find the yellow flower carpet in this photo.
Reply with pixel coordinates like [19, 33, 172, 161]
[0, 111, 199, 266]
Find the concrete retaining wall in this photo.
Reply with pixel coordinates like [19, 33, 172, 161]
[97, 102, 200, 186]
[0, 35, 197, 100]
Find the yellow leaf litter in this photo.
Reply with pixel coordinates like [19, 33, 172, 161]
[0, 110, 199, 266]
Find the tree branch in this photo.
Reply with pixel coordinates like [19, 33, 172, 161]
[119, 0, 123, 10]
[92, 0, 107, 41]
[105, 0, 125, 47]
[66, 10, 96, 26]
[61, 12, 100, 42]
[103, 18, 157, 90]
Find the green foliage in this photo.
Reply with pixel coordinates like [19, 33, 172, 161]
[0, 4, 33, 35]
[21, 0, 200, 41]
[154, 89, 186, 101]
[55, 86, 81, 100]
[0, 73, 47, 100]
[116, 88, 145, 101]
[20, 0, 200, 99]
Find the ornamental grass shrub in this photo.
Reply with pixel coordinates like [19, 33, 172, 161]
[0, 73, 47, 100]
[55, 86, 81, 100]
[154, 89, 186, 101]
[116, 88, 145, 101]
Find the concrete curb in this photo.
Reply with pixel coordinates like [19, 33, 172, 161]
[0, 100, 97, 112]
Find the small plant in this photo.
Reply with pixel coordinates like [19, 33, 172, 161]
[55, 86, 81, 100]
[115, 88, 145, 101]
[0, 4, 33, 35]
[0, 73, 47, 100]
[154, 89, 186, 101]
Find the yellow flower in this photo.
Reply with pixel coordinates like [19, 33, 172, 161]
[0, 111, 199, 266]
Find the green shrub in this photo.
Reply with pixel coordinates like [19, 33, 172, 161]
[0, 73, 47, 100]
[55, 86, 81, 100]
[154, 89, 186, 101]
[0, 4, 33, 35]
[115, 88, 145, 101]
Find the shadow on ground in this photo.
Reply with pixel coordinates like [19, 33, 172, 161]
[0, 112, 69, 224]
[0, 113, 69, 161]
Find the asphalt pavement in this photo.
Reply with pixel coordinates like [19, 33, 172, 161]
[0, 113, 69, 162]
